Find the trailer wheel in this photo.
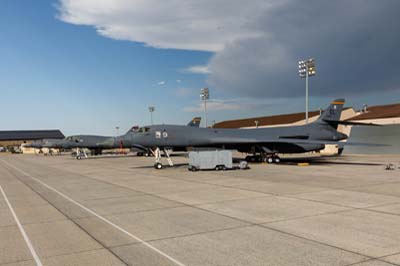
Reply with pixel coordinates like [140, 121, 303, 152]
[267, 157, 273, 164]
[154, 163, 163, 169]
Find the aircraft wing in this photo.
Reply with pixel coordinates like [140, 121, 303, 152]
[129, 144, 152, 151]
[209, 137, 388, 147]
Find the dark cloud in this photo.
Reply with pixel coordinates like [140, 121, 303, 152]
[208, 0, 400, 99]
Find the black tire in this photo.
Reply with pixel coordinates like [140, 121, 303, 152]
[274, 157, 281, 164]
[154, 163, 163, 169]
[267, 157, 273, 164]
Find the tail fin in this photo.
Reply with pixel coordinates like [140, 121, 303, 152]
[317, 99, 345, 129]
[187, 117, 201, 127]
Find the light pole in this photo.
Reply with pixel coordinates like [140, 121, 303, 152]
[298, 58, 316, 124]
[200, 88, 210, 127]
[148, 106, 155, 125]
[254, 120, 259, 128]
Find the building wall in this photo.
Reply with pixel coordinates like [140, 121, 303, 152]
[0, 140, 62, 154]
[0, 140, 31, 147]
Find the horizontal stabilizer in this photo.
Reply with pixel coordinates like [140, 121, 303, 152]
[333, 121, 382, 126]
[323, 120, 382, 128]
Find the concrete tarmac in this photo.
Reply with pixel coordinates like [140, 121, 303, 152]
[0, 154, 400, 266]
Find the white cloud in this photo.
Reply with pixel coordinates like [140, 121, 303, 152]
[58, 0, 400, 99]
[157, 81, 166, 85]
[57, 0, 282, 52]
[176, 79, 181, 83]
[184, 65, 211, 74]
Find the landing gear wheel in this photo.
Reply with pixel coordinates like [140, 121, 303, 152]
[154, 162, 163, 169]
[76, 156, 81, 160]
[216, 165, 224, 171]
[267, 157, 274, 164]
[189, 166, 198, 172]
[274, 157, 281, 164]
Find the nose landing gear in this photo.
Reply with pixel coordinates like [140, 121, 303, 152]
[75, 148, 88, 160]
[152, 147, 174, 170]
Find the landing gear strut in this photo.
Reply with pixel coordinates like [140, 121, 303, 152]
[76, 148, 88, 160]
[262, 153, 281, 164]
[246, 153, 281, 164]
[152, 147, 173, 169]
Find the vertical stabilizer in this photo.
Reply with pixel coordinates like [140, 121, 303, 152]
[316, 98, 345, 129]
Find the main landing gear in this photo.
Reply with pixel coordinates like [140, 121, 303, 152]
[245, 153, 281, 164]
[152, 147, 173, 170]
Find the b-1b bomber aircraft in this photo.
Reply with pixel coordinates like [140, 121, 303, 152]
[66, 117, 202, 159]
[26, 135, 120, 158]
[27, 117, 202, 159]
[126, 99, 379, 169]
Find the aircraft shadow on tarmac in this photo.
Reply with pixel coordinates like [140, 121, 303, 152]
[304, 158, 384, 166]
[130, 163, 188, 169]
[129, 157, 383, 170]
[71, 154, 138, 160]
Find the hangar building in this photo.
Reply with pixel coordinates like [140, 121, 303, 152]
[0, 130, 65, 153]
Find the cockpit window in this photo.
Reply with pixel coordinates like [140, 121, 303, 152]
[138, 127, 150, 133]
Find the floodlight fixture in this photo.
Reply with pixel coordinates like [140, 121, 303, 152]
[298, 58, 316, 124]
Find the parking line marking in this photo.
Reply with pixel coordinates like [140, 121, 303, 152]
[0, 185, 43, 266]
[1, 160, 186, 266]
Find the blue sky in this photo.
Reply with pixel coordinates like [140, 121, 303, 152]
[1, 0, 399, 135]
[0, 1, 213, 135]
